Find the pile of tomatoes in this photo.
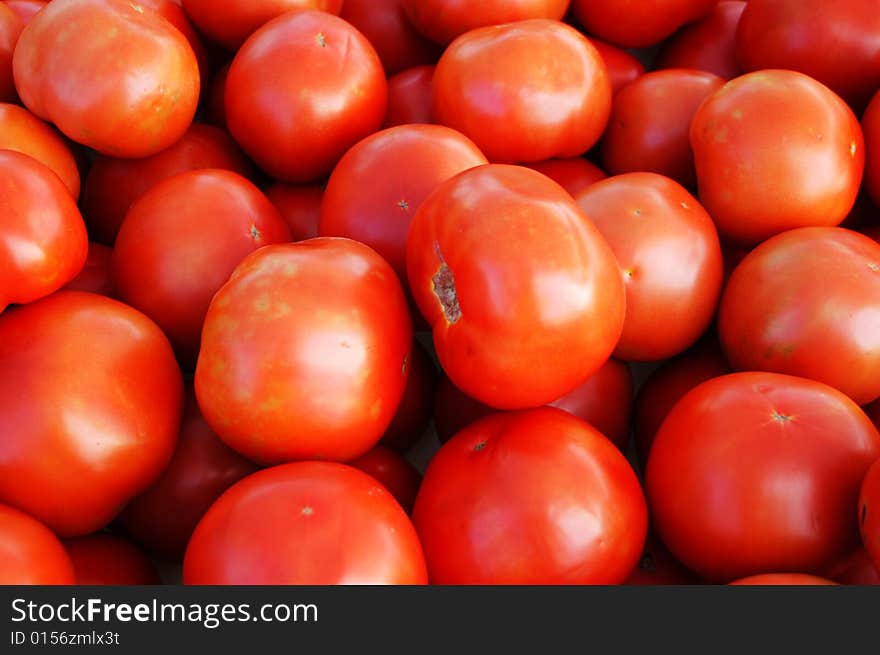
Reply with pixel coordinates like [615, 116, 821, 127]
[2, 0, 880, 587]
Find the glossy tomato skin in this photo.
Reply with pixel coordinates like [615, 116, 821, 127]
[863, 91, 880, 208]
[138, 0, 209, 89]
[646, 372, 880, 582]
[575, 173, 723, 362]
[601, 70, 724, 188]
[319, 124, 487, 285]
[118, 388, 257, 561]
[13, 0, 199, 158]
[407, 165, 625, 410]
[265, 183, 323, 242]
[113, 169, 291, 369]
[380, 340, 437, 452]
[63, 242, 114, 297]
[0, 3, 22, 101]
[0, 150, 88, 313]
[625, 535, 699, 585]
[225, 11, 386, 183]
[384, 65, 434, 128]
[4, 1, 46, 25]
[589, 38, 645, 96]
[0, 503, 74, 585]
[691, 70, 864, 246]
[656, 1, 746, 80]
[349, 446, 422, 514]
[81, 123, 253, 245]
[413, 408, 647, 584]
[0, 102, 80, 198]
[523, 158, 606, 197]
[64, 534, 160, 585]
[719, 227, 880, 406]
[0, 292, 183, 537]
[432, 20, 611, 164]
[184, 462, 428, 585]
[861, 459, 880, 570]
[571, 0, 714, 48]
[196, 239, 413, 465]
[730, 574, 838, 586]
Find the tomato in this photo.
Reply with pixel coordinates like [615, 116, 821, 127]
[432, 20, 611, 164]
[319, 124, 487, 285]
[4, 1, 45, 25]
[690, 70, 864, 245]
[0, 150, 88, 314]
[571, 0, 715, 48]
[180, 0, 343, 51]
[407, 164, 625, 409]
[196, 239, 412, 465]
[0, 503, 74, 585]
[826, 548, 880, 586]
[646, 372, 880, 582]
[225, 10, 386, 183]
[384, 65, 434, 128]
[737, 0, 880, 111]
[861, 458, 880, 571]
[380, 340, 437, 453]
[523, 158, 606, 198]
[184, 462, 428, 584]
[656, 1, 746, 80]
[81, 123, 253, 245]
[719, 227, 880, 406]
[730, 574, 838, 586]
[64, 534, 160, 585]
[625, 535, 699, 585]
[863, 90, 880, 208]
[349, 446, 422, 514]
[118, 387, 257, 561]
[0, 3, 21, 101]
[574, 173, 723, 362]
[13, 0, 199, 158]
[265, 183, 323, 242]
[203, 62, 229, 130]
[0, 291, 183, 536]
[113, 169, 291, 368]
[340, 0, 440, 76]
[138, 0, 209, 89]
[601, 70, 724, 188]
[401, 0, 570, 45]
[589, 38, 645, 96]
[413, 407, 647, 584]
[63, 242, 114, 297]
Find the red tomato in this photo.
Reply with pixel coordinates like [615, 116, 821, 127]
[0, 102, 79, 198]
[138, 0, 209, 89]
[113, 169, 291, 368]
[63, 242, 114, 297]
[118, 388, 257, 561]
[625, 535, 699, 585]
[203, 62, 229, 130]
[571, 0, 715, 48]
[0, 503, 74, 585]
[646, 372, 880, 582]
[225, 10, 386, 183]
[0, 291, 183, 536]
[184, 462, 428, 584]
[826, 548, 880, 586]
[406, 164, 625, 409]
[523, 158, 606, 198]
[730, 574, 838, 586]
[0, 3, 22, 102]
[195, 239, 413, 465]
[319, 124, 487, 284]
[589, 38, 645, 96]
[380, 340, 437, 452]
[861, 458, 880, 570]
[265, 183, 323, 242]
[0, 150, 88, 314]
[691, 70, 864, 245]
[413, 407, 647, 584]
[4, 0, 45, 25]
[13, 0, 199, 158]
[384, 65, 434, 128]
[736, 0, 880, 111]
[656, 1, 746, 80]
[349, 446, 422, 514]
[64, 534, 160, 585]
[719, 227, 880, 406]
[432, 20, 611, 164]
[81, 123, 253, 245]
[575, 173, 723, 361]
[863, 91, 880, 208]
[601, 70, 724, 188]
[402, 0, 570, 45]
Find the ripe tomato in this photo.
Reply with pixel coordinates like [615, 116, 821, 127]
[0, 150, 87, 314]
[861, 459, 880, 570]
[225, 10, 386, 183]
[0, 291, 183, 537]
[406, 164, 625, 409]
[113, 169, 291, 369]
[574, 173, 723, 362]
[601, 70, 724, 188]
[656, 1, 746, 80]
[0, 503, 74, 585]
[63, 242, 114, 297]
[0, 3, 22, 102]
[138, 0, 209, 88]
[523, 158, 606, 197]
[13, 0, 199, 158]
[4, 1, 46, 25]
[64, 534, 160, 585]
[730, 574, 838, 586]
[195, 239, 413, 465]
[380, 340, 437, 453]
[319, 124, 487, 285]
[589, 38, 645, 96]
[826, 548, 880, 586]
[349, 446, 422, 514]
[625, 535, 699, 585]
[118, 387, 257, 561]
[719, 227, 880, 406]
[690, 70, 864, 245]
[571, 0, 715, 48]
[646, 372, 880, 582]
[413, 408, 647, 584]
[265, 183, 323, 242]
[863, 90, 880, 208]
[432, 20, 611, 164]
[184, 462, 428, 584]
[384, 65, 434, 128]
[81, 123, 253, 245]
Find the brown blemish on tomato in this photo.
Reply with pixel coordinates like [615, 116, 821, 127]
[432, 263, 461, 325]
